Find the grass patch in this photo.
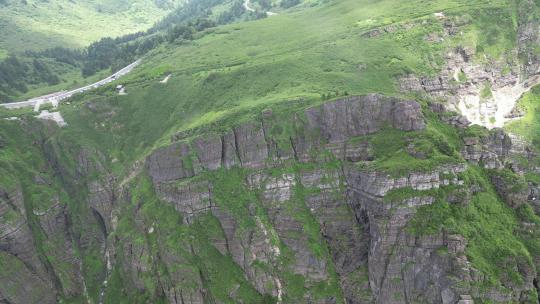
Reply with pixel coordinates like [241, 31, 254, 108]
[480, 82, 493, 100]
[506, 86, 540, 149]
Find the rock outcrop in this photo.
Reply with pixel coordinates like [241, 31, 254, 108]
[150, 94, 425, 184]
[0, 187, 57, 304]
[398, 5, 540, 129]
[138, 93, 540, 303]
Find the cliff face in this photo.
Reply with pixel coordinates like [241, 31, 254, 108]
[144, 94, 426, 303]
[0, 92, 539, 303]
[106, 95, 538, 303]
[0, 120, 116, 304]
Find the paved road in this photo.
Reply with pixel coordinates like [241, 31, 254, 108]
[0, 60, 141, 110]
[243, 0, 277, 16]
[243, 0, 255, 12]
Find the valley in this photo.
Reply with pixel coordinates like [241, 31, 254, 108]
[0, 0, 185, 53]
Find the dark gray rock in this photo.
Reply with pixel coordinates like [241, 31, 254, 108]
[461, 128, 513, 169]
[148, 94, 425, 178]
[35, 203, 84, 298]
[300, 169, 373, 303]
[87, 174, 115, 232]
[233, 121, 269, 168]
[308, 94, 425, 143]
[429, 102, 446, 113]
[420, 76, 450, 93]
[222, 131, 240, 169]
[157, 179, 212, 223]
[0, 187, 57, 304]
[193, 134, 222, 171]
[147, 142, 196, 183]
[211, 206, 282, 298]
[292, 94, 425, 161]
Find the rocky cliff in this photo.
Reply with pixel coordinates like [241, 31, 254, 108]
[139, 94, 540, 303]
[1, 92, 539, 303]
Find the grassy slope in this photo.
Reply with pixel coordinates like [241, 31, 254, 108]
[56, 0, 511, 170]
[0, 0, 183, 54]
[506, 86, 540, 149]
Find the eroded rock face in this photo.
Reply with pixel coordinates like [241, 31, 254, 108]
[0, 187, 57, 304]
[148, 150, 484, 303]
[139, 93, 540, 303]
[148, 142, 197, 183]
[461, 129, 513, 169]
[148, 94, 426, 184]
[3, 93, 538, 303]
[299, 169, 371, 303]
[142, 95, 435, 303]
[88, 175, 116, 232]
[35, 203, 84, 298]
[36, 136, 117, 302]
[157, 179, 212, 221]
[143, 95, 487, 303]
[346, 164, 469, 304]
[460, 128, 539, 211]
[399, 6, 540, 129]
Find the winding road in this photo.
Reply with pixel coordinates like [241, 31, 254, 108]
[243, 0, 255, 12]
[1, 0, 279, 113]
[243, 0, 277, 16]
[0, 60, 141, 110]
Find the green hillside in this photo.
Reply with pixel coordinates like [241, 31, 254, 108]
[0, 0, 183, 54]
[0, 0, 272, 103]
[56, 0, 517, 160]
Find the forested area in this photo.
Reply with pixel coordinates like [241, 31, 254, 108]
[0, 56, 61, 102]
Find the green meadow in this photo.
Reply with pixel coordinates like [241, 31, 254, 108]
[0, 0, 184, 53]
